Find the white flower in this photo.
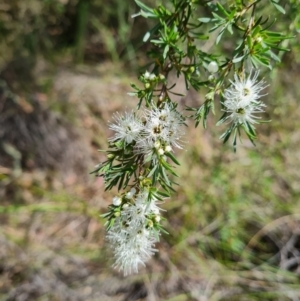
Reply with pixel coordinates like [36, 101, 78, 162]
[135, 190, 148, 204]
[163, 127, 183, 149]
[224, 70, 267, 106]
[143, 116, 163, 141]
[223, 97, 266, 126]
[107, 189, 162, 276]
[142, 103, 185, 149]
[109, 225, 158, 276]
[222, 70, 267, 126]
[147, 103, 182, 127]
[122, 203, 147, 228]
[135, 138, 157, 160]
[109, 112, 142, 144]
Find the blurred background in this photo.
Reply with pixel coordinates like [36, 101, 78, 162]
[0, 0, 300, 300]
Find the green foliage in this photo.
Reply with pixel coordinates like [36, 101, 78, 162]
[130, 0, 295, 150]
[0, 0, 160, 67]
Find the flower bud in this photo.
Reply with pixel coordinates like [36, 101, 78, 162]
[149, 73, 156, 81]
[147, 220, 154, 228]
[144, 83, 151, 89]
[159, 74, 165, 81]
[165, 145, 172, 152]
[126, 191, 134, 199]
[144, 71, 150, 79]
[158, 148, 164, 155]
[208, 61, 218, 73]
[126, 187, 136, 199]
[189, 66, 195, 73]
[208, 75, 215, 81]
[112, 196, 122, 206]
[154, 141, 161, 149]
[256, 36, 263, 43]
[158, 94, 164, 102]
[130, 187, 137, 195]
[122, 203, 129, 210]
[154, 215, 161, 222]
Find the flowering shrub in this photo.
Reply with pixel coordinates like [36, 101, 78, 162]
[92, 0, 291, 275]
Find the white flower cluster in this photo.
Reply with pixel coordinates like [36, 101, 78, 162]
[107, 187, 161, 275]
[109, 102, 185, 158]
[106, 102, 184, 274]
[223, 70, 267, 125]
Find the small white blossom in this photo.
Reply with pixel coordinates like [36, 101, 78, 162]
[162, 126, 184, 149]
[109, 112, 142, 144]
[142, 103, 185, 149]
[135, 138, 157, 160]
[222, 70, 267, 126]
[224, 70, 267, 106]
[123, 203, 147, 228]
[147, 121, 164, 141]
[223, 97, 266, 126]
[135, 190, 148, 204]
[109, 225, 158, 276]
